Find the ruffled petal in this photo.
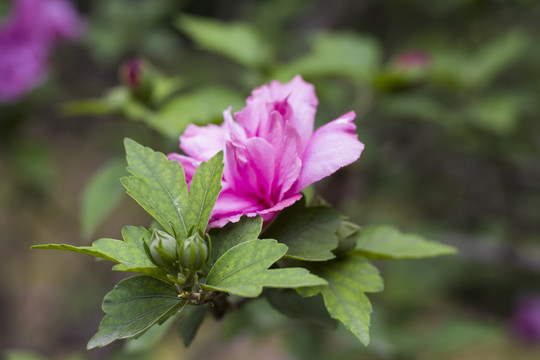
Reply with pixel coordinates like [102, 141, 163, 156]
[274, 124, 302, 200]
[269, 75, 317, 150]
[237, 75, 317, 150]
[179, 123, 226, 161]
[208, 193, 302, 228]
[224, 107, 247, 142]
[211, 189, 263, 217]
[245, 136, 276, 204]
[292, 111, 363, 192]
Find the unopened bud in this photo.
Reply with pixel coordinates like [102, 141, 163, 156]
[147, 229, 179, 270]
[393, 51, 431, 70]
[119, 58, 153, 102]
[334, 221, 361, 254]
[178, 232, 209, 271]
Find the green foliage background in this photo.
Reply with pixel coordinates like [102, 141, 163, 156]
[2, 0, 540, 359]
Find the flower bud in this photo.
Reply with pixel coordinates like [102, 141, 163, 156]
[334, 221, 361, 254]
[178, 232, 209, 271]
[119, 58, 153, 102]
[393, 51, 431, 70]
[147, 229, 179, 270]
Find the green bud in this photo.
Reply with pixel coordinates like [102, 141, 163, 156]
[147, 229, 179, 270]
[334, 221, 361, 254]
[177, 232, 209, 271]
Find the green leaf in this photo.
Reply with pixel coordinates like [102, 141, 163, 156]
[4, 350, 47, 360]
[81, 158, 127, 238]
[186, 151, 224, 234]
[33, 226, 167, 279]
[301, 255, 384, 345]
[124, 314, 178, 353]
[353, 225, 457, 259]
[201, 239, 327, 297]
[465, 30, 529, 88]
[265, 289, 337, 329]
[155, 86, 244, 139]
[178, 305, 207, 347]
[465, 94, 521, 135]
[88, 276, 184, 349]
[263, 199, 341, 261]
[202, 216, 263, 275]
[175, 15, 272, 68]
[122, 138, 189, 237]
[377, 94, 444, 123]
[280, 32, 380, 80]
[61, 88, 129, 116]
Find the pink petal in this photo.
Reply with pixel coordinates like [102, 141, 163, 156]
[209, 193, 302, 228]
[179, 123, 226, 161]
[234, 98, 268, 138]
[211, 189, 263, 218]
[224, 107, 247, 143]
[167, 153, 200, 184]
[292, 111, 363, 193]
[269, 75, 318, 150]
[236, 75, 318, 150]
[256, 110, 285, 147]
[274, 124, 302, 199]
[245, 137, 276, 203]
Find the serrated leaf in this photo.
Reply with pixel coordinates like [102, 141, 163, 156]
[353, 225, 457, 259]
[87, 276, 184, 349]
[81, 158, 127, 238]
[202, 216, 263, 276]
[201, 239, 327, 297]
[178, 305, 207, 347]
[304, 255, 384, 345]
[155, 86, 244, 138]
[122, 138, 189, 237]
[33, 226, 166, 279]
[186, 151, 224, 234]
[176, 15, 272, 68]
[263, 199, 341, 261]
[265, 289, 337, 329]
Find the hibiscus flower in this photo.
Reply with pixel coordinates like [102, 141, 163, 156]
[169, 75, 364, 227]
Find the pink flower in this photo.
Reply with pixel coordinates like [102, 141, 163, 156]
[0, 0, 82, 103]
[393, 51, 431, 70]
[511, 296, 540, 342]
[169, 76, 364, 227]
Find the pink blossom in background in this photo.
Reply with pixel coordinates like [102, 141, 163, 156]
[393, 51, 431, 70]
[511, 296, 540, 342]
[0, 0, 83, 103]
[169, 75, 364, 227]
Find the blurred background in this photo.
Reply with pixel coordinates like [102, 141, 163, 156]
[2, 0, 540, 359]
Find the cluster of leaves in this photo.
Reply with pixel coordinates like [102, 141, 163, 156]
[34, 139, 455, 349]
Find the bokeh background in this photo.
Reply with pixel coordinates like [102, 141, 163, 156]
[2, 0, 540, 359]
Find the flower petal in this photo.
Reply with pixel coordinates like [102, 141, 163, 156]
[208, 193, 302, 228]
[236, 75, 317, 150]
[274, 124, 302, 199]
[211, 189, 263, 217]
[179, 123, 226, 161]
[269, 75, 317, 150]
[245, 136, 276, 204]
[293, 111, 363, 192]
